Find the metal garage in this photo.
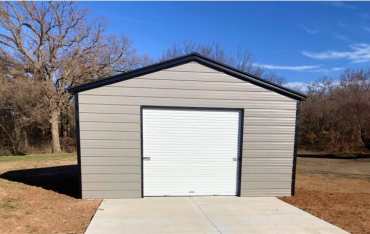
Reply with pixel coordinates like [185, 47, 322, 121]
[69, 53, 306, 199]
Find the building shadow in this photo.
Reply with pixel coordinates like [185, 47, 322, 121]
[0, 165, 80, 198]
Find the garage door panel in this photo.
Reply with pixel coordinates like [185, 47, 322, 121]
[143, 108, 240, 196]
[144, 168, 238, 175]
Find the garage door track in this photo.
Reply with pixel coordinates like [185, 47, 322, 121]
[85, 197, 348, 234]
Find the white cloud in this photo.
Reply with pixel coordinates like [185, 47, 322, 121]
[285, 81, 310, 92]
[300, 24, 319, 35]
[363, 26, 370, 33]
[332, 67, 345, 72]
[285, 79, 340, 93]
[333, 33, 351, 42]
[359, 13, 370, 19]
[329, 2, 358, 10]
[338, 21, 348, 28]
[253, 63, 320, 71]
[254, 63, 345, 74]
[302, 43, 370, 63]
[310, 67, 345, 73]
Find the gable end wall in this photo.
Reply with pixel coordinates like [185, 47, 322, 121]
[78, 62, 297, 198]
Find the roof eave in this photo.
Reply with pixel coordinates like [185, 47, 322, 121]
[67, 53, 306, 101]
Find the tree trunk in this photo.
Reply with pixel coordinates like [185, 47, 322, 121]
[50, 109, 62, 153]
[23, 129, 29, 152]
[361, 127, 370, 150]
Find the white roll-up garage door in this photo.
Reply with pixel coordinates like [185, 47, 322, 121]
[142, 107, 241, 196]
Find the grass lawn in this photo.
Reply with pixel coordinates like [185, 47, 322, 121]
[0, 153, 100, 234]
[0, 153, 74, 162]
[0, 153, 369, 233]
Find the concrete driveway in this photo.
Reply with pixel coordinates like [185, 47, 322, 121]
[85, 197, 348, 234]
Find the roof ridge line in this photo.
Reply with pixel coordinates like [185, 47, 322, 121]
[68, 53, 306, 101]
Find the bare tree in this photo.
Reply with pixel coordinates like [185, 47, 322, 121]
[335, 70, 370, 149]
[299, 71, 370, 152]
[0, 2, 143, 153]
[0, 76, 48, 154]
[161, 41, 285, 84]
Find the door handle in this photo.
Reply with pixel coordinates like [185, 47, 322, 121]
[143, 157, 151, 161]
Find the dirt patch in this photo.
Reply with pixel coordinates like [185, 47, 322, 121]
[0, 154, 100, 234]
[2, 154, 370, 233]
[281, 159, 370, 234]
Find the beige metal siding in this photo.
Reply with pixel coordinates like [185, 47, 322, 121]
[78, 61, 297, 198]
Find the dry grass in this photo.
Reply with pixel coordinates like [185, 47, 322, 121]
[1, 154, 369, 233]
[281, 158, 370, 234]
[0, 153, 100, 234]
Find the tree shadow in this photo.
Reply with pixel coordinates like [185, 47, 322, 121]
[0, 165, 80, 198]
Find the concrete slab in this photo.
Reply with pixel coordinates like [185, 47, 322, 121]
[85, 197, 348, 234]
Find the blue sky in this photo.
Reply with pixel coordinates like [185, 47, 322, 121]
[80, 2, 370, 87]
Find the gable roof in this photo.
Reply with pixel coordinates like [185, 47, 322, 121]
[68, 53, 306, 100]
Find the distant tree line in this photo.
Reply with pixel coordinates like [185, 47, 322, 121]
[299, 71, 370, 152]
[0, 2, 369, 155]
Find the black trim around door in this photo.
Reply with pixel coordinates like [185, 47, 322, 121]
[236, 109, 244, 196]
[140, 105, 244, 197]
[140, 106, 144, 198]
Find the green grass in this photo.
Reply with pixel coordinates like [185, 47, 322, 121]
[0, 153, 76, 162]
